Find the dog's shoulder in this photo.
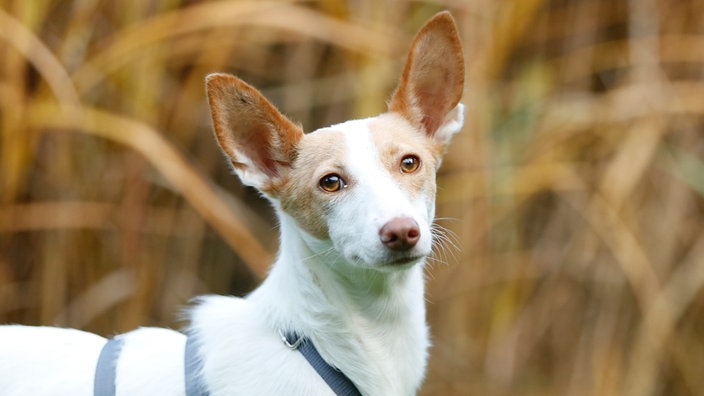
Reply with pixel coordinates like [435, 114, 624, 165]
[116, 327, 187, 394]
[187, 294, 251, 326]
[187, 294, 272, 361]
[186, 295, 333, 395]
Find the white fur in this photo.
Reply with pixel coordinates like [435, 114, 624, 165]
[436, 103, 465, 148]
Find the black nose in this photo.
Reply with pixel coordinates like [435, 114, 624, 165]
[379, 217, 420, 251]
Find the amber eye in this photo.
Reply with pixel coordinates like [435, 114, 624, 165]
[319, 174, 347, 192]
[400, 155, 421, 173]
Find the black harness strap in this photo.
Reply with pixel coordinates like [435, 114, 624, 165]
[93, 336, 124, 396]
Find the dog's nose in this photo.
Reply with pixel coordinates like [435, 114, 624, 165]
[379, 217, 420, 251]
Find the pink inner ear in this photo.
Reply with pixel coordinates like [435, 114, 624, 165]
[244, 125, 280, 177]
[207, 73, 303, 185]
[416, 87, 447, 136]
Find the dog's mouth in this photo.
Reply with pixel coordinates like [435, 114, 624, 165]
[386, 255, 424, 266]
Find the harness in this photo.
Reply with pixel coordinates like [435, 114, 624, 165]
[93, 331, 361, 396]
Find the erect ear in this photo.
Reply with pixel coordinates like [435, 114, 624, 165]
[206, 73, 304, 191]
[388, 11, 465, 148]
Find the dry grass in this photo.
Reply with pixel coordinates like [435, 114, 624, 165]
[1, 0, 703, 395]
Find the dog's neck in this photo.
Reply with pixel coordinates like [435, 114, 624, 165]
[250, 212, 429, 394]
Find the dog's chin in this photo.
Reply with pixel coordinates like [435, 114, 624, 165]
[341, 244, 429, 272]
[372, 254, 426, 272]
[386, 255, 424, 266]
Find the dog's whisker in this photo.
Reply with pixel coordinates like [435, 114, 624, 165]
[301, 246, 336, 264]
[429, 222, 462, 266]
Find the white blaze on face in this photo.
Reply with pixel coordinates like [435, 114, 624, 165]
[322, 114, 440, 267]
[278, 112, 443, 269]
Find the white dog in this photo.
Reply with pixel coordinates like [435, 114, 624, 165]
[0, 11, 464, 396]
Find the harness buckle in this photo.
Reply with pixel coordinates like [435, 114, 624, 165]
[279, 330, 304, 350]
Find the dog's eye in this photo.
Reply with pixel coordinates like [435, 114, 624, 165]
[319, 174, 347, 192]
[400, 155, 421, 173]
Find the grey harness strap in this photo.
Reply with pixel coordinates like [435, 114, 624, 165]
[184, 333, 209, 396]
[93, 334, 209, 396]
[282, 331, 362, 396]
[93, 336, 124, 396]
[93, 332, 359, 396]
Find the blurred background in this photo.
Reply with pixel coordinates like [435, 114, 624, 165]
[1, 0, 703, 394]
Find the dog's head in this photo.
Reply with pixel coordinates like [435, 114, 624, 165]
[206, 12, 464, 271]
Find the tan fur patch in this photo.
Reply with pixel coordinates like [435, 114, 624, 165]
[278, 129, 348, 240]
[368, 113, 441, 200]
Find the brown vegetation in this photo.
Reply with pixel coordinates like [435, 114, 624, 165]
[1, 0, 703, 395]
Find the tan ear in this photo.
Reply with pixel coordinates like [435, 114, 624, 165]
[206, 73, 304, 190]
[389, 11, 465, 145]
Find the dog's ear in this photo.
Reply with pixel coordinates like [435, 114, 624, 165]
[206, 73, 303, 191]
[389, 11, 465, 148]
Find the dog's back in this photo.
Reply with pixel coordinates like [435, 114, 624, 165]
[0, 325, 188, 395]
[0, 326, 104, 395]
[0, 297, 333, 396]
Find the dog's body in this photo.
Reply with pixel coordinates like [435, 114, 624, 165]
[0, 12, 464, 396]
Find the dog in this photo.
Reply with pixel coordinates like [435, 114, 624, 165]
[0, 11, 464, 396]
